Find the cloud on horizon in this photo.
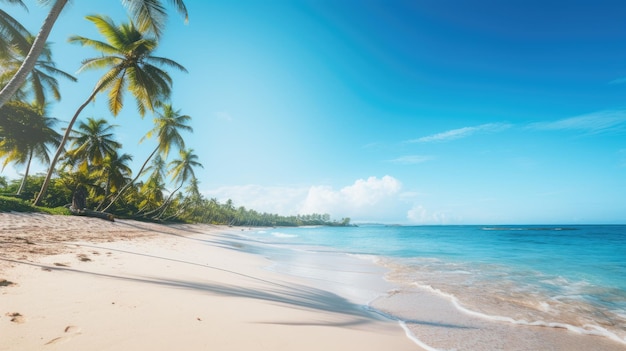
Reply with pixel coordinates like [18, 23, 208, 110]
[409, 123, 511, 143]
[299, 176, 404, 221]
[529, 110, 626, 134]
[205, 176, 409, 222]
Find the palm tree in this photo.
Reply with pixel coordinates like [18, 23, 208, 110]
[0, 101, 60, 195]
[95, 151, 133, 210]
[137, 155, 167, 213]
[65, 117, 121, 172]
[0, 36, 77, 107]
[103, 103, 191, 211]
[0, 0, 189, 108]
[34, 15, 186, 205]
[145, 148, 202, 218]
[0, 0, 69, 108]
[164, 176, 201, 221]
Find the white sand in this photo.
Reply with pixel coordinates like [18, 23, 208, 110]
[0, 213, 421, 351]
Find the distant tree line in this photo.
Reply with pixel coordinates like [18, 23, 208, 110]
[0, 174, 350, 227]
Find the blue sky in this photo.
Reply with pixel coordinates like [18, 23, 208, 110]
[4, 0, 626, 224]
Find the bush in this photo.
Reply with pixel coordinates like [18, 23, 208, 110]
[0, 196, 37, 212]
[0, 195, 70, 215]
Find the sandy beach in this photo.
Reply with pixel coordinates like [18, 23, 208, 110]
[0, 213, 420, 351]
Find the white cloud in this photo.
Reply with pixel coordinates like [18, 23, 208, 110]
[299, 176, 403, 221]
[206, 176, 409, 222]
[409, 123, 511, 143]
[388, 155, 434, 165]
[529, 110, 626, 133]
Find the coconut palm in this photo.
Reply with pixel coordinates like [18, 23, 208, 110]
[137, 155, 167, 213]
[0, 0, 189, 108]
[34, 15, 186, 205]
[95, 151, 133, 210]
[164, 176, 201, 221]
[145, 148, 201, 218]
[0, 36, 77, 106]
[66, 117, 121, 172]
[103, 103, 191, 211]
[0, 101, 60, 195]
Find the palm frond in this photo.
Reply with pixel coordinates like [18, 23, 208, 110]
[68, 36, 120, 55]
[108, 74, 127, 116]
[121, 0, 166, 38]
[0, 9, 30, 53]
[146, 56, 187, 73]
[84, 15, 129, 50]
[78, 56, 122, 73]
[37, 62, 77, 82]
[30, 73, 45, 106]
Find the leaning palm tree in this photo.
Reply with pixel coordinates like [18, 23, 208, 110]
[0, 0, 189, 108]
[0, 101, 60, 195]
[137, 155, 167, 213]
[102, 103, 191, 211]
[163, 176, 201, 221]
[34, 15, 187, 205]
[0, 36, 77, 107]
[145, 148, 202, 218]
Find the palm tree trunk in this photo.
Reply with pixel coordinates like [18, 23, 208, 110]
[102, 146, 158, 212]
[95, 176, 111, 211]
[16, 150, 33, 196]
[143, 182, 183, 218]
[0, 0, 68, 108]
[33, 85, 102, 206]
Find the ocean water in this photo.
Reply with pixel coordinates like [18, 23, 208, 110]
[239, 225, 626, 351]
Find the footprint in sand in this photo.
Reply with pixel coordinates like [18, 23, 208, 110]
[77, 254, 92, 262]
[0, 280, 15, 287]
[6, 312, 25, 324]
[44, 325, 82, 345]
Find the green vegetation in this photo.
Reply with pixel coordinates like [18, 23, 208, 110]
[0, 2, 349, 227]
[0, 174, 344, 226]
[0, 194, 70, 215]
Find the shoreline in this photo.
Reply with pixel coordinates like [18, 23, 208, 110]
[240, 226, 626, 351]
[0, 213, 420, 351]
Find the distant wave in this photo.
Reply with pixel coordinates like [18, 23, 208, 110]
[271, 232, 298, 238]
[481, 227, 578, 231]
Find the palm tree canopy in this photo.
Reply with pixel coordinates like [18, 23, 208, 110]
[142, 103, 192, 158]
[69, 15, 187, 117]
[67, 117, 122, 170]
[0, 36, 77, 106]
[168, 148, 202, 186]
[0, 100, 60, 169]
[100, 151, 133, 193]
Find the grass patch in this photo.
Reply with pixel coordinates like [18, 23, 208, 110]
[0, 195, 70, 215]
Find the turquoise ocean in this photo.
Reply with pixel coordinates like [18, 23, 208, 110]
[238, 225, 626, 350]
